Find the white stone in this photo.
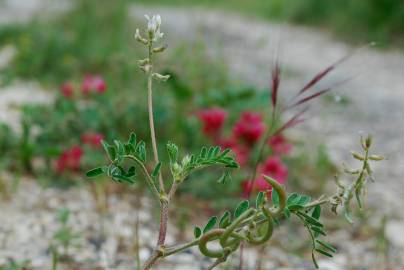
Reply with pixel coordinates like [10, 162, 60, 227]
[386, 220, 404, 248]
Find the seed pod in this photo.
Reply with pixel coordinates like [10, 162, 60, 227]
[153, 44, 168, 53]
[369, 155, 384, 161]
[344, 168, 360, 174]
[351, 151, 365, 161]
[152, 73, 170, 82]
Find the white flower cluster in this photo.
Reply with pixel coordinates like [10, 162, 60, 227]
[145, 14, 164, 42]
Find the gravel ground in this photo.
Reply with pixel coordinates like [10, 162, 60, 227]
[1, 1, 404, 269]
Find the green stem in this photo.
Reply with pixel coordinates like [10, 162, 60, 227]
[52, 248, 58, 270]
[147, 41, 165, 194]
[124, 155, 160, 202]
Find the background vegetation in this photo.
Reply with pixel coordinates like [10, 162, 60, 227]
[134, 0, 404, 48]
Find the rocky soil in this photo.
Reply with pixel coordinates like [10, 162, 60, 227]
[1, 1, 404, 269]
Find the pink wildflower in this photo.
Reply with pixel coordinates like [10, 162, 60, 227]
[233, 111, 265, 146]
[60, 82, 74, 98]
[56, 145, 83, 173]
[81, 74, 107, 95]
[198, 107, 227, 138]
[268, 135, 292, 155]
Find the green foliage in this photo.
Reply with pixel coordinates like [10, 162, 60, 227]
[203, 216, 218, 233]
[52, 208, 81, 255]
[194, 226, 202, 238]
[169, 145, 239, 183]
[87, 133, 148, 185]
[0, 0, 136, 85]
[234, 200, 249, 218]
[219, 211, 231, 229]
[0, 260, 29, 270]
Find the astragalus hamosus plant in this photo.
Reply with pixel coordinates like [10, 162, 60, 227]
[86, 14, 384, 270]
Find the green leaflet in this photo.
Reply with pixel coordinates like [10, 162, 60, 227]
[194, 227, 202, 238]
[235, 200, 249, 218]
[203, 216, 218, 233]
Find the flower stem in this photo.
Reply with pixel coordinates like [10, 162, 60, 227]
[147, 42, 165, 194]
[142, 40, 171, 270]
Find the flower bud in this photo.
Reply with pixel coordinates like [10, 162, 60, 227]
[181, 155, 191, 166]
[365, 135, 372, 148]
[135, 29, 148, 45]
[172, 162, 181, 173]
[138, 58, 149, 66]
[351, 151, 365, 161]
[139, 64, 152, 73]
[145, 14, 164, 42]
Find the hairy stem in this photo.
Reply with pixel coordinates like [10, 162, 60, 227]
[143, 40, 181, 270]
[147, 43, 165, 193]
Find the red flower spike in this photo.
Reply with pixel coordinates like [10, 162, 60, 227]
[241, 156, 288, 197]
[92, 76, 107, 93]
[55, 145, 83, 173]
[198, 107, 227, 138]
[82, 133, 104, 148]
[268, 135, 292, 155]
[233, 111, 265, 146]
[218, 138, 250, 166]
[61, 82, 74, 98]
[81, 74, 107, 95]
[260, 156, 288, 184]
[91, 133, 104, 147]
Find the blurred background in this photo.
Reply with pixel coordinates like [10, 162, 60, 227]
[0, 0, 403, 269]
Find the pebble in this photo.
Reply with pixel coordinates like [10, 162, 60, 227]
[386, 220, 404, 248]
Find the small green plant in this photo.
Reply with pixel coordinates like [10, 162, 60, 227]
[50, 208, 80, 270]
[0, 261, 29, 270]
[87, 15, 384, 269]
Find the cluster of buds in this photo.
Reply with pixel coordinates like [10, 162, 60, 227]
[330, 135, 384, 222]
[135, 14, 170, 82]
